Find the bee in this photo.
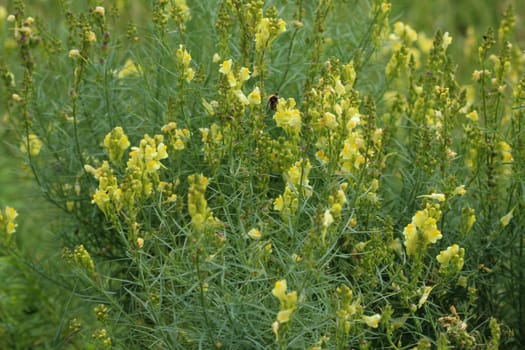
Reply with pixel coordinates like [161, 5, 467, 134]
[267, 93, 280, 111]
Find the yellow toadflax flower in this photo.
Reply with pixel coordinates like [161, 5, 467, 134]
[500, 208, 515, 227]
[103, 127, 130, 163]
[272, 279, 298, 338]
[403, 204, 443, 256]
[117, 58, 141, 79]
[1, 206, 19, 236]
[247, 228, 262, 240]
[248, 87, 261, 105]
[219, 59, 233, 75]
[274, 97, 302, 135]
[362, 314, 381, 328]
[20, 133, 43, 156]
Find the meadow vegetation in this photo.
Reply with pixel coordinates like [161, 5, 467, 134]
[1, 0, 524, 348]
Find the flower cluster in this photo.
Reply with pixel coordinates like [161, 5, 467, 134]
[335, 285, 360, 336]
[176, 45, 195, 82]
[403, 202, 443, 256]
[87, 129, 169, 222]
[161, 122, 191, 151]
[87, 161, 121, 216]
[63, 244, 96, 277]
[117, 58, 141, 79]
[437, 244, 465, 274]
[92, 328, 111, 349]
[255, 16, 286, 52]
[274, 97, 302, 135]
[271, 279, 298, 339]
[274, 159, 312, 218]
[19, 133, 42, 156]
[103, 126, 130, 163]
[218, 58, 259, 107]
[0, 206, 18, 243]
[187, 174, 221, 232]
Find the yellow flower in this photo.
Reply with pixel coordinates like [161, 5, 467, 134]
[321, 112, 338, 130]
[453, 185, 467, 196]
[68, 49, 81, 58]
[436, 244, 465, 272]
[418, 193, 446, 202]
[20, 133, 43, 156]
[362, 314, 381, 328]
[247, 228, 262, 240]
[94, 6, 105, 17]
[277, 309, 293, 323]
[437, 244, 459, 266]
[442, 32, 453, 50]
[219, 59, 233, 75]
[238, 67, 250, 83]
[103, 127, 130, 163]
[3, 206, 18, 235]
[176, 45, 192, 66]
[322, 209, 334, 228]
[227, 73, 237, 88]
[466, 110, 478, 121]
[417, 286, 433, 309]
[500, 208, 514, 227]
[234, 90, 249, 105]
[86, 31, 96, 43]
[272, 280, 287, 301]
[248, 87, 261, 105]
[274, 98, 302, 135]
[118, 58, 141, 78]
[137, 237, 144, 248]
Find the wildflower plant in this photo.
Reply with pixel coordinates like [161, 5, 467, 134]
[1, 0, 524, 348]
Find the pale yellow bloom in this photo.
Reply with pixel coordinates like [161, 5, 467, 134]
[68, 49, 81, 58]
[362, 314, 381, 328]
[94, 6, 105, 17]
[234, 90, 249, 105]
[322, 112, 338, 130]
[272, 280, 287, 301]
[442, 32, 453, 50]
[118, 58, 141, 78]
[20, 133, 43, 156]
[437, 244, 460, 265]
[430, 193, 446, 202]
[417, 286, 433, 308]
[453, 185, 467, 196]
[277, 309, 293, 323]
[248, 228, 262, 240]
[466, 110, 479, 122]
[500, 208, 514, 227]
[238, 67, 250, 83]
[322, 210, 334, 228]
[219, 59, 233, 75]
[86, 31, 96, 43]
[248, 87, 261, 105]
[274, 98, 302, 134]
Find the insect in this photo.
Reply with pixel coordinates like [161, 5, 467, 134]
[267, 93, 280, 111]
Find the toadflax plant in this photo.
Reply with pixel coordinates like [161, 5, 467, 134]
[1, 0, 524, 348]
